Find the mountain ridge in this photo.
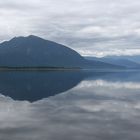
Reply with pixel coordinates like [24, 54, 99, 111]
[85, 56, 140, 69]
[0, 35, 123, 69]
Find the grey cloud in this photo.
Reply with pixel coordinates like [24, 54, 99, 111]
[0, 0, 140, 56]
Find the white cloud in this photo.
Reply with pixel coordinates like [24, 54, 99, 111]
[0, 0, 140, 56]
[80, 48, 140, 57]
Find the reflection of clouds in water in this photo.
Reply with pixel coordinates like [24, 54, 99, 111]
[0, 80, 140, 139]
[74, 79, 140, 101]
[78, 79, 140, 89]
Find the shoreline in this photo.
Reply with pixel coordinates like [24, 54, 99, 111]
[0, 67, 139, 72]
[0, 67, 81, 71]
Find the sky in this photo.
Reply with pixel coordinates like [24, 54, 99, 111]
[0, 0, 140, 57]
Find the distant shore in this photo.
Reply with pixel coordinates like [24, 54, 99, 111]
[0, 67, 81, 71]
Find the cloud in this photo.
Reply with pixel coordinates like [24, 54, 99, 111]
[0, 0, 140, 56]
[0, 77, 140, 139]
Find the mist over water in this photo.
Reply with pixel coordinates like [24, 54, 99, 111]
[0, 71, 140, 140]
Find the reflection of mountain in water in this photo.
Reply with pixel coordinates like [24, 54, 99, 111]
[0, 70, 140, 102]
[0, 71, 96, 102]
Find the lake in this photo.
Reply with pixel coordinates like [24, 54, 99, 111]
[0, 70, 140, 140]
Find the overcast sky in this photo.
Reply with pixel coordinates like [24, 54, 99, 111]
[0, 0, 140, 57]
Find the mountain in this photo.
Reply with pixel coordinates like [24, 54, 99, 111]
[103, 55, 140, 64]
[0, 35, 123, 69]
[86, 56, 140, 68]
[0, 35, 85, 67]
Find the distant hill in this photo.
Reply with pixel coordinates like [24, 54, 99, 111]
[0, 35, 123, 69]
[85, 56, 140, 69]
[103, 55, 140, 65]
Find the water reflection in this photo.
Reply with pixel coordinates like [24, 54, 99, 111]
[0, 71, 140, 139]
[0, 71, 109, 102]
[0, 71, 140, 102]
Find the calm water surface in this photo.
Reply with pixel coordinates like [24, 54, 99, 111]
[0, 71, 140, 140]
